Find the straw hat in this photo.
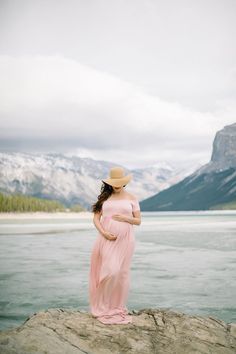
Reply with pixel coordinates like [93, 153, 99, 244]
[102, 166, 132, 187]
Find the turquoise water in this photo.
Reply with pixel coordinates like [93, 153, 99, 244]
[0, 211, 236, 331]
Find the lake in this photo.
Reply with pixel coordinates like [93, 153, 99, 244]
[0, 211, 236, 331]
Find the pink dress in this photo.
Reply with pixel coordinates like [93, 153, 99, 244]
[89, 197, 140, 324]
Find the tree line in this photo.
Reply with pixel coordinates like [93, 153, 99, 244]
[0, 192, 84, 212]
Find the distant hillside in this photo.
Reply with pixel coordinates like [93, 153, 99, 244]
[140, 122, 236, 211]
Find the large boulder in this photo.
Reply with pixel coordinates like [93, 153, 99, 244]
[0, 308, 235, 354]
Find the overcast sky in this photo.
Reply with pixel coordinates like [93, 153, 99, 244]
[0, 0, 235, 169]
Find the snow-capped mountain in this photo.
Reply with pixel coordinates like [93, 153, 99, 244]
[140, 122, 236, 211]
[0, 152, 200, 210]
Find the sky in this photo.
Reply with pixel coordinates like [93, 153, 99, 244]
[0, 0, 235, 169]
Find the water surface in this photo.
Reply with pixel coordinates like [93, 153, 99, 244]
[0, 211, 235, 330]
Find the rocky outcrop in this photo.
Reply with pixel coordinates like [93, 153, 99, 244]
[0, 308, 235, 354]
[195, 122, 236, 176]
[211, 122, 236, 167]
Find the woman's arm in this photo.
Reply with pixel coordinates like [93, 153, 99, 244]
[93, 210, 117, 240]
[112, 210, 141, 225]
[93, 210, 106, 236]
[123, 210, 141, 225]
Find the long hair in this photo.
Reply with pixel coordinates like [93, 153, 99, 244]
[91, 182, 126, 213]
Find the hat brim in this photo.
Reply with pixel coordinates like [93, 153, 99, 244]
[102, 174, 132, 187]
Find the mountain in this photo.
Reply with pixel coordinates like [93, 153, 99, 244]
[140, 122, 236, 211]
[0, 152, 200, 210]
[0, 153, 113, 210]
[126, 161, 202, 201]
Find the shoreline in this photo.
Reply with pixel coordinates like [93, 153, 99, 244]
[0, 211, 93, 219]
[0, 209, 236, 220]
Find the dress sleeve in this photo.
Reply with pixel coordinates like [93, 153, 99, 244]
[131, 198, 140, 212]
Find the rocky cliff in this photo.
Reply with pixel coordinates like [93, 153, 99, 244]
[211, 123, 236, 166]
[0, 308, 235, 354]
[195, 122, 236, 175]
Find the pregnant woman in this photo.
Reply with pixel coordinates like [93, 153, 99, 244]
[89, 166, 141, 324]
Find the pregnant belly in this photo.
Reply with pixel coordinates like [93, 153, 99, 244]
[102, 216, 131, 237]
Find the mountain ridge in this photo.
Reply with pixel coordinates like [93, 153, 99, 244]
[0, 152, 200, 209]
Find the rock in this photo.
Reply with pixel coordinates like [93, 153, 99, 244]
[0, 308, 236, 354]
[196, 122, 236, 175]
[211, 122, 236, 169]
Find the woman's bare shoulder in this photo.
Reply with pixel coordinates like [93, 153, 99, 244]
[126, 192, 138, 201]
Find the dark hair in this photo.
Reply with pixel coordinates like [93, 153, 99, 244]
[91, 182, 126, 213]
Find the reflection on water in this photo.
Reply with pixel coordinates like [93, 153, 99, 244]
[0, 210, 236, 331]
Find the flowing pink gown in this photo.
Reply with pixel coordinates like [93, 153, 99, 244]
[89, 197, 140, 324]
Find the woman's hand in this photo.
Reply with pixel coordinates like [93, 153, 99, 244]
[112, 213, 140, 225]
[102, 230, 117, 241]
[111, 214, 127, 222]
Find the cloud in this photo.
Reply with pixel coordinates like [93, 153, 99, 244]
[0, 54, 235, 168]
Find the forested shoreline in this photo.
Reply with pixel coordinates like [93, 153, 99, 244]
[0, 192, 85, 212]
